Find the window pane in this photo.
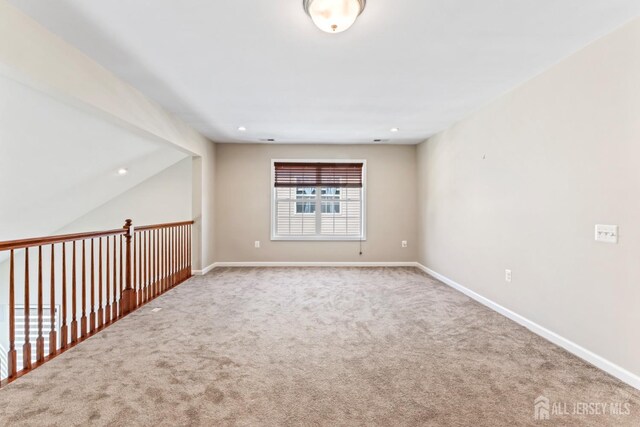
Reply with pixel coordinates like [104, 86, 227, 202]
[276, 200, 316, 235]
[320, 187, 340, 197]
[295, 187, 316, 213]
[320, 197, 362, 236]
[296, 187, 316, 197]
[296, 202, 316, 214]
[320, 187, 340, 213]
[321, 201, 340, 214]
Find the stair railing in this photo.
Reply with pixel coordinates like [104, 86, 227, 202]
[0, 219, 194, 386]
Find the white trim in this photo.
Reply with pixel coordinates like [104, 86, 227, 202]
[194, 261, 413, 275]
[197, 261, 417, 271]
[270, 159, 367, 241]
[270, 235, 366, 242]
[414, 263, 640, 391]
[192, 263, 217, 276]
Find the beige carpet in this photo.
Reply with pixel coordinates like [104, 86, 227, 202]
[0, 267, 638, 426]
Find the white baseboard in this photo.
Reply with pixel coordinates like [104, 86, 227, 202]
[199, 261, 417, 271]
[192, 263, 217, 276]
[414, 263, 640, 391]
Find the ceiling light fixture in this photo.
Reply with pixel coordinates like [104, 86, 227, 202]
[390, 128, 399, 132]
[117, 168, 128, 176]
[238, 126, 247, 132]
[303, 0, 366, 34]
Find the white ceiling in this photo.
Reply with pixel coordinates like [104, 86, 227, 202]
[0, 74, 187, 241]
[8, 0, 640, 144]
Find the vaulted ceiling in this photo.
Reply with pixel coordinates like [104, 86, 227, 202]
[0, 74, 187, 241]
[8, 0, 640, 144]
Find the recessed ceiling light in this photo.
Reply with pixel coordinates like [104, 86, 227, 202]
[238, 126, 247, 132]
[390, 128, 399, 132]
[117, 168, 128, 176]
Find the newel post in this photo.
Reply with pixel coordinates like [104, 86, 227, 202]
[122, 219, 136, 315]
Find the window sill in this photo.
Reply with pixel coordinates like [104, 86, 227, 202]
[271, 236, 366, 242]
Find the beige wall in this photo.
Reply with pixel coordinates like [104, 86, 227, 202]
[417, 19, 640, 377]
[199, 142, 217, 269]
[216, 144, 417, 263]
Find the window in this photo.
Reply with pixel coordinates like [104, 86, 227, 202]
[272, 160, 366, 240]
[295, 188, 341, 214]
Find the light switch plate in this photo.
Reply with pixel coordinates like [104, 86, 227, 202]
[255, 241, 261, 248]
[595, 224, 618, 243]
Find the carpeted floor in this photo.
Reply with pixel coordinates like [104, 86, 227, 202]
[0, 267, 638, 426]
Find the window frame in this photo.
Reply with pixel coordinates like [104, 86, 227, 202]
[270, 159, 367, 241]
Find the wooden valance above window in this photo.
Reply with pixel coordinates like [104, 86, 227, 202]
[274, 162, 364, 188]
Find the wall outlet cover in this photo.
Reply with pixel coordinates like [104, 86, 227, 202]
[595, 225, 618, 244]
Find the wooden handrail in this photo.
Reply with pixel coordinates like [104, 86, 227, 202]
[0, 229, 126, 252]
[135, 220, 194, 232]
[0, 219, 195, 387]
[0, 221, 194, 251]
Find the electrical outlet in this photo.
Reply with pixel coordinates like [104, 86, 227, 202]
[595, 225, 618, 243]
[505, 269, 512, 283]
[254, 241, 261, 248]
[401, 240, 408, 248]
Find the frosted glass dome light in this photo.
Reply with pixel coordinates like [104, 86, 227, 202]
[303, 0, 366, 34]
